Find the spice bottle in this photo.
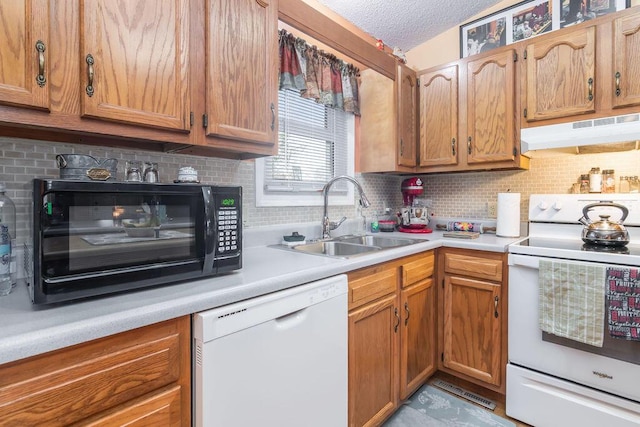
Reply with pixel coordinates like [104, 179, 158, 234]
[630, 176, 640, 193]
[589, 167, 602, 193]
[579, 174, 590, 194]
[619, 176, 630, 193]
[602, 169, 615, 193]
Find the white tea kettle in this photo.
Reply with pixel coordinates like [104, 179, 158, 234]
[578, 202, 630, 247]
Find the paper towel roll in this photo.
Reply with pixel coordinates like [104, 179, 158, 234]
[496, 192, 521, 237]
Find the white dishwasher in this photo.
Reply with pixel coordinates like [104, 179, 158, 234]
[193, 275, 348, 427]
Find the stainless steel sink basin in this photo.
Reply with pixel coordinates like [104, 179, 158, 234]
[269, 234, 427, 259]
[334, 235, 419, 248]
[293, 241, 382, 257]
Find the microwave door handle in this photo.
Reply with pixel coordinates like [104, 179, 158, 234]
[203, 187, 216, 274]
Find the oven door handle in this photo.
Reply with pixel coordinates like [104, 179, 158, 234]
[509, 253, 540, 270]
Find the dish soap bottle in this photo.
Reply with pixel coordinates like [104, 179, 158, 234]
[370, 212, 379, 233]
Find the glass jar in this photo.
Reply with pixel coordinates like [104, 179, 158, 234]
[589, 167, 601, 193]
[619, 176, 630, 193]
[579, 174, 590, 194]
[630, 176, 640, 193]
[602, 169, 615, 193]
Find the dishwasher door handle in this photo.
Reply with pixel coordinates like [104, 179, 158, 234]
[275, 307, 309, 329]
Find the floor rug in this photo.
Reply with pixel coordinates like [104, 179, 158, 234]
[382, 385, 516, 427]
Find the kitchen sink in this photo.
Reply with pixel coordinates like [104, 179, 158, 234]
[333, 235, 419, 248]
[293, 241, 382, 257]
[269, 234, 427, 259]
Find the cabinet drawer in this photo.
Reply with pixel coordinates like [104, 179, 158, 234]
[82, 385, 183, 426]
[402, 251, 435, 288]
[348, 264, 398, 310]
[444, 252, 503, 282]
[0, 317, 189, 426]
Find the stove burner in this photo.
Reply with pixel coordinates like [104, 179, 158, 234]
[581, 243, 631, 254]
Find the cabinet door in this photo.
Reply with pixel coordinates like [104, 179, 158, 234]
[523, 25, 596, 122]
[400, 278, 436, 400]
[397, 64, 417, 167]
[80, 0, 190, 131]
[466, 49, 517, 164]
[205, 0, 278, 146]
[349, 294, 398, 427]
[442, 274, 502, 386]
[0, 0, 50, 110]
[418, 64, 458, 168]
[612, 11, 640, 109]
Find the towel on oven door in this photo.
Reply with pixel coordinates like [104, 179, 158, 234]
[538, 260, 605, 347]
[606, 266, 640, 341]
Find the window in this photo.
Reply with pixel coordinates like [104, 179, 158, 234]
[256, 89, 354, 207]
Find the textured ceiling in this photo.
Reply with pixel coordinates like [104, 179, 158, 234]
[315, 0, 504, 52]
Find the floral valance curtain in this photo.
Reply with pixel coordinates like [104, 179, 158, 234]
[279, 29, 360, 115]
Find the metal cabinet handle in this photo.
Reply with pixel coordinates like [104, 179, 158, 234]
[394, 307, 400, 332]
[467, 136, 472, 155]
[270, 103, 275, 130]
[35, 40, 46, 87]
[587, 77, 593, 101]
[615, 72, 621, 97]
[400, 138, 404, 157]
[494, 296, 499, 318]
[404, 302, 410, 325]
[86, 54, 95, 97]
[451, 138, 456, 156]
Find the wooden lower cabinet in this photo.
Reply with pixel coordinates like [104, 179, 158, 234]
[349, 293, 399, 427]
[0, 316, 191, 426]
[348, 251, 436, 427]
[400, 278, 436, 399]
[438, 248, 507, 394]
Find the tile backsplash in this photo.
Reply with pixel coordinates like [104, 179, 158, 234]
[2, 136, 639, 244]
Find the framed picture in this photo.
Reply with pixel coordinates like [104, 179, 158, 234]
[460, 0, 630, 58]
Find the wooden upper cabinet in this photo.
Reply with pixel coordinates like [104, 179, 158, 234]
[204, 0, 278, 146]
[523, 25, 596, 122]
[358, 64, 416, 173]
[0, 0, 50, 110]
[397, 64, 417, 168]
[418, 64, 458, 169]
[612, 11, 640, 109]
[80, 0, 190, 131]
[466, 49, 517, 164]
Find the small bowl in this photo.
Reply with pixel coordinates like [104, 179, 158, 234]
[378, 220, 397, 232]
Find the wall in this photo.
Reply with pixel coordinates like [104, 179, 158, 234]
[0, 137, 399, 244]
[417, 150, 640, 221]
[406, 0, 640, 71]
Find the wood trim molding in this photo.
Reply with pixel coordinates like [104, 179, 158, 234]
[278, 0, 397, 80]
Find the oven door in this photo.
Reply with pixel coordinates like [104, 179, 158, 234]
[32, 180, 209, 304]
[507, 253, 640, 426]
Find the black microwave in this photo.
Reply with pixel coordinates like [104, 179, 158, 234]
[26, 179, 242, 304]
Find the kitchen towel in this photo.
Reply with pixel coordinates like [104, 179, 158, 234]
[539, 260, 605, 347]
[496, 192, 520, 237]
[606, 266, 640, 341]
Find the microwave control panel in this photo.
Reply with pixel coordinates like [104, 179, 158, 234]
[216, 194, 241, 256]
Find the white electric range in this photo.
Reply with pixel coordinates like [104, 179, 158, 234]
[507, 194, 640, 427]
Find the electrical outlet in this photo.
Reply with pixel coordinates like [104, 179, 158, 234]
[487, 201, 497, 218]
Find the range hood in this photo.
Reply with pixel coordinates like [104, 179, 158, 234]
[521, 113, 640, 157]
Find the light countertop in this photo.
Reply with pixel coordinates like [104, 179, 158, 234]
[0, 228, 521, 365]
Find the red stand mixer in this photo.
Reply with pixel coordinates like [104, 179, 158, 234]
[399, 177, 431, 233]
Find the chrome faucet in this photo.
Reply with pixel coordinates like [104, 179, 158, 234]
[322, 175, 371, 239]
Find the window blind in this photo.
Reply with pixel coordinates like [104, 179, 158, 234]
[264, 89, 349, 193]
